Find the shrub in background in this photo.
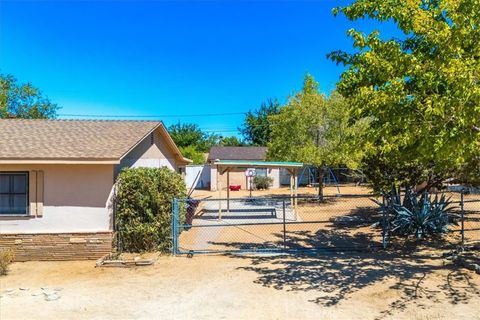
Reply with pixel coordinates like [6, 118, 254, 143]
[114, 167, 187, 252]
[254, 176, 273, 190]
[0, 249, 14, 275]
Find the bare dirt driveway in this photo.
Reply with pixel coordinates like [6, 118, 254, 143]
[1, 251, 480, 320]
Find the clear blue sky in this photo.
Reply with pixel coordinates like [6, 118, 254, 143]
[0, 0, 398, 137]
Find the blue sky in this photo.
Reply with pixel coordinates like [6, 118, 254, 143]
[0, 0, 398, 137]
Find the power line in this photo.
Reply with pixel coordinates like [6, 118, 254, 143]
[203, 130, 239, 133]
[58, 112, 247, 118]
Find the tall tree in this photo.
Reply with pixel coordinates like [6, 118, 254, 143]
[168, 122, 218, 152]
[0, 73, 58, 119]
[329, 0, 480, 190]
[218, 136, 245, 146]
[267, 74, 369, 197]
[240, 98, 281, 146]
[178, 145, 206, 165]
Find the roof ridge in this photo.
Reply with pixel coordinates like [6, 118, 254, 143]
[0, 118, 161, 122]
[211, 146, 267, 148]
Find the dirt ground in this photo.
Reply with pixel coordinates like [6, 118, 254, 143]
[2, 185, 478, 319]
[1, 251, 480, 320]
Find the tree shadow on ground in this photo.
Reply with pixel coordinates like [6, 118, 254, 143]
[328, 206, 382, 229]
[219, 230, 480, 319]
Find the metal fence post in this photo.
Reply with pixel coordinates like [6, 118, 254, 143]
[282, 198, 287, 251]
[460, 191, 465, 247]
[381, 194, 391, 250]
[382, 195, 387, 249]
[172, 198, 178, 256]
[113, 186, 122, 253]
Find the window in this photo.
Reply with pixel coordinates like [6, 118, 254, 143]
[255, 168, 267, 177]
[0, 172, 28, 215]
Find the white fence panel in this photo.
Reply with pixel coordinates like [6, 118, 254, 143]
[185, 165, 211, 190]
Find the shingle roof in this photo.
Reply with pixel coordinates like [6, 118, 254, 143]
[0, 119, 163, 162]
[207, 146, 267, 161]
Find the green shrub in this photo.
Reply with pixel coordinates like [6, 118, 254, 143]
[254, 176, 273, 190]
[114, 167, 187, 252]
[0, 249, 14, 275]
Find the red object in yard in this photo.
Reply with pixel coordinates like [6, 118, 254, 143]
[229, 185, 241, 191]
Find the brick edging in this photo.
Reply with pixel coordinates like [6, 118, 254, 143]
[0, 232, 114, 261]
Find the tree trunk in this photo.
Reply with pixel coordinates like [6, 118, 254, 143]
[318, 165, 325, 200]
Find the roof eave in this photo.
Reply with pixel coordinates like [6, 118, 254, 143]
[213, 160, 303, 168]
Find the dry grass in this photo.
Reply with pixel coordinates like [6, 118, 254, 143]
[0, 249, 14, 276]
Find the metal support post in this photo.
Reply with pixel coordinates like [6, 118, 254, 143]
[283, 198, 287, 250]
[461, 191, 465, 246]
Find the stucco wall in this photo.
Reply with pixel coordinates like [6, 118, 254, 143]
[116, 130, 179, 176]
[268, 168, 281, 189]
[210, 167, 280, 191]
[0, 164, 114, 234]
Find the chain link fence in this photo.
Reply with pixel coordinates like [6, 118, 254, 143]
[172, 190, 480, 255]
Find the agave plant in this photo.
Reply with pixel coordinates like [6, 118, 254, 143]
[372, 185, 413, 214]
[391, 192, 457, 239]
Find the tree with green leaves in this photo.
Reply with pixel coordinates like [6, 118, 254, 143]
[240, 98, 281, 146]
[218, 136, 245, 146]
[267, 74, 369, 197]
[177, 145, 206, 165]
[0, 73, 58, 119]
[169, 122, 247, 164]
[168, 123, 216, 165]
[329, 0, 480, 190]
[168, 122, 216, 152]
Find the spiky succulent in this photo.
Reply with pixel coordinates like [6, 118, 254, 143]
[391, 192, 457, 239]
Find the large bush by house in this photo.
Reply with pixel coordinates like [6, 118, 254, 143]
[115, 167, 186, 252]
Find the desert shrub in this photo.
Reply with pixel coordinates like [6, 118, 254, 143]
[254, 176, 273, 190]
[377, 187, 457, 239]
[114, 167, 187, 252]
[0, 249, 14, 275]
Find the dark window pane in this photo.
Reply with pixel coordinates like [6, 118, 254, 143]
[0, 173, 28, 214]
[0, 175, 9, 193]
[13, 175, 27, 193]
[12, 194, 27, 214]
[0, 195, 10, 214]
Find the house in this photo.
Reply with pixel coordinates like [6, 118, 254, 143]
[207, 146, 281, 191]
[0, 119, 190, 261]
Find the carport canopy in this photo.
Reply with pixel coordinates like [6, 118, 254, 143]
[212, 160, 304, 218]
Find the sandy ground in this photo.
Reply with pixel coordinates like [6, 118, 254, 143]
[1, 252, 480, 320]
[2, 185, 478, 319]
